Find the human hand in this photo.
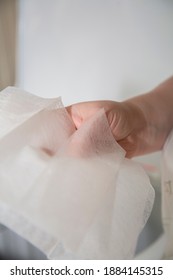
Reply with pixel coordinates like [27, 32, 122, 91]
[67, 77, 173, 158]
[66, 100, 149, 158]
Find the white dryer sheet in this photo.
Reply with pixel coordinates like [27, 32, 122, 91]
[0, 87, 155, 259]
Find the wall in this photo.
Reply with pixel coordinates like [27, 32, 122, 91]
[16, 0, 173, 165]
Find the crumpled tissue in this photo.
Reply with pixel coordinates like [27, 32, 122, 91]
[0, 87, 155, 259]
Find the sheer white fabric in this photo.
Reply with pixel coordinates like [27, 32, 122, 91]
[0, 87, 155, 259]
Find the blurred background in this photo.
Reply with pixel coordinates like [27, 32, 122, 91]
[0, 0, 173, 259]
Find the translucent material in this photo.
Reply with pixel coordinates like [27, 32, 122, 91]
[0, 87, 155, 259]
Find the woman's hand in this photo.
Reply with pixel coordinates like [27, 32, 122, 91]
[67, 100, 149, 158]
[67, 77, 173, 158]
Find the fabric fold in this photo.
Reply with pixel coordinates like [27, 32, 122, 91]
[0, 87, 155, 259]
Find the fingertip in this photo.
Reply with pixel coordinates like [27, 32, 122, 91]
[66, 105, 72, 116]
[66, 105, 82, 129]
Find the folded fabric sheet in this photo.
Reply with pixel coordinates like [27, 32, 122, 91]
[0, 87, 155, 259]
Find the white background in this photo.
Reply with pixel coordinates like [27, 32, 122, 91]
[16, 0, 173, 105]
[16, 0, 173, 167]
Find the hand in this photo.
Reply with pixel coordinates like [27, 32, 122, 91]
[67, 100, 148, 158]
[67, 77, 173, 158]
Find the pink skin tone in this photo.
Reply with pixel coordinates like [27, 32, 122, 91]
[67, 76, 173, 158]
